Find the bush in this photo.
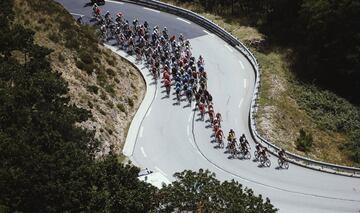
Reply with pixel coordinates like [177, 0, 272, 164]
[49, 32, 60, 43]
[87, 85, 99, 94]
[296, 129, 313, 152]
[76, 60, 85, 70]
[97, 70, 107, 87]
[106, 68, 115, 77]
[57, 53, 65, 62]
[117, 103, 126, 113]
[104, 84, 115, 96]
[79, 50, 93, 65]
[88, 101, 93, 109]
[127, 97, 134, 108]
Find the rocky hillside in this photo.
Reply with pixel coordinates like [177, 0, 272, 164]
[12, 0, 145, 155]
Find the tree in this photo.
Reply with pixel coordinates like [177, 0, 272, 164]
[157, 169, 277, 212]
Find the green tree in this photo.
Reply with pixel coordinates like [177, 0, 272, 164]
[157, 169, 277, 212]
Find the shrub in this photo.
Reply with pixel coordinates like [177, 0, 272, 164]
[97, 71, 107, 87]
[127, 97, 134, 108]
[57, 53, 65, 62]
[104, 84, 115, 97]
[117, 103, 126, 113]
[100, 92, 107, 101]
[107, 101, 114, 108]
[296, 129, 313, 152]
[88, 101, 93, 109]
[106, 68, 115, 77]
[49, 32, 60, 43]
[87, 85, 99, 94]
[76, 60, 85, 70]
[79, 50, 93, 65]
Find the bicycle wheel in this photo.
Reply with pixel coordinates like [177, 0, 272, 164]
[283, 161, 289, 169]
[245, 151, 251, 160]
[278, 158, 282, 168]
[259, 155, 264, 165]
[219, 141, 224, 149]
[265, 159, 271, 167]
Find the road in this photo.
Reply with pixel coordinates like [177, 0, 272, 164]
[56, 0, 360, 212]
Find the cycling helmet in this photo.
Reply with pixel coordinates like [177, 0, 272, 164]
[230, 129, 234, 133]
[117, 12, 123, 17]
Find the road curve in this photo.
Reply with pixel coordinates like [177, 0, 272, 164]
[56, 0, 360, 212]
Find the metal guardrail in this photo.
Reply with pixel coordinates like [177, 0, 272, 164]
[119, 0, 360, 177]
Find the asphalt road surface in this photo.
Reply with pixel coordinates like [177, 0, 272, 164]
[56, 0, 360, 212]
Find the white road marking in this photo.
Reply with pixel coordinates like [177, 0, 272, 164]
[146, 107, 152, 117]
[188, 138, 197, 149]
[141, 147, 147, 157]
[203, 30, 215, 37]
[188, 113, 192, 122]
[155, 166, 168, 177]
[176, 17, 191, 24]
[143, 7, 160, 13]
[238, 98, 244, 108]
[244, 79, 247, 88]
[203, 30, 211, 34]
[187, 125, 190, 136]
[139, 126, 144, 138]
[70, 12, 84, 17]
[224, 44, 234, 52]
[106, 0, 124, 4]
[239, 60, 245, 69]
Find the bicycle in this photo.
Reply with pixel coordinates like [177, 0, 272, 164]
[239, 146, 251, 160]
[278, 158, 289, 169]
[259, 155, 271, 167]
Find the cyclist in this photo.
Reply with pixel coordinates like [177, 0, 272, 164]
[198, 102, 205, 119]
[259, 147, 269, 160]
[227, 129, 236, 142]
[175, 84, 181, 102]
[216, 112, 222, 123]
[278, 149, 286, 163]
[215, 128, 224, 144]
[240, 139, 250, 153]
[105, 11, 111, 20]
[197, 55, 204, 67]
[116, 12, 123, 23]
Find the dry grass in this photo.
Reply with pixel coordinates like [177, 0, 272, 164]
[161, 0, 354, 166]
[13, 0, 145, 155]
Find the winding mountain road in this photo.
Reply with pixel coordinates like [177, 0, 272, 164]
[56, 0, 360, 212]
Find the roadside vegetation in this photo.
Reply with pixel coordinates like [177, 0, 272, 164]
[12, 0, 145, 154]
[0, 0, 277, 211]
[162, 0, 360, 166]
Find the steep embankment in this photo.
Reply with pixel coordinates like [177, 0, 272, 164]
[13, 0, 145, 155]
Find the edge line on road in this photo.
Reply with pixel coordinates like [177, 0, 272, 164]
[139, 126, 144, 138]
[239, 60, 245, 69]
[224, 44, 234, 52]
[140, 146, 147, 157]
[238, 98, 244, 108]
[70, 12, 84, 17]
[176, 17, 191, 24]
[143, 7, 160, 13]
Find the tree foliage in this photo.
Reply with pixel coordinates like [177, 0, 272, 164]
[158, 170, 277, 212]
